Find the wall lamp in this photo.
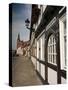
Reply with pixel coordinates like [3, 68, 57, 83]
[25, 18, 35, 32]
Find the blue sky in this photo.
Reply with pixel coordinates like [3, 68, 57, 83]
[12, 3, 32, 50]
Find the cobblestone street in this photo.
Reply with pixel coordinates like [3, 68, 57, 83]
[12, 56, 42, 87]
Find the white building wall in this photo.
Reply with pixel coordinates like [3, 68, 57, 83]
[59, 19, 65, 70]
[59, 14, 66, 70]
[48, 67, 57, 84]
[61, 77, 66, 84]
[37, 61, 39, 72]
[37, 41, 39, 58]
[40, 64, 45, 80]
[36, 33, 45, 80]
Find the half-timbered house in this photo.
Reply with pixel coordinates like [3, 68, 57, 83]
[30, 4, 66, 84]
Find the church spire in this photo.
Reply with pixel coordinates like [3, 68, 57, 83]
[17, 33, 20, 41]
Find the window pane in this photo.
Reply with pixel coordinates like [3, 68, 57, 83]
[48, 35, 57, 65]
[64, 20, 66, 67]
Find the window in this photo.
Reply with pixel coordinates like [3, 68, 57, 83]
[40, 34, 45, 61]
[48, 34, 57, 65]
[37, 39, 41, 59]
[37, 34, 45, 61]
[39, 39, 41, 59]
[59, 13, 66, 70]
[64, 20, 66, 68]
[31, 43, 36, 57]
[37, 40, 39, 58]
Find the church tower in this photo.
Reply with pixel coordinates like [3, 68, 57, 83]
[17, 33, 20, 41]
[17, 33, 20, 49]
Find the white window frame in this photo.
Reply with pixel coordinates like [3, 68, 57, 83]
[40, 34, 45, 61]
[37, 38, 41, 59]
[48, 34, 57, 65]
[37, 33, 45, 61]
[59, 13, 66, 70]
[37, 40, 39, 59]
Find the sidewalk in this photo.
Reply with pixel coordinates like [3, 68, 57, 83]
[12, 56, 42, 86]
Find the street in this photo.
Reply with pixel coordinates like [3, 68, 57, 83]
[12, 56, 42, 86]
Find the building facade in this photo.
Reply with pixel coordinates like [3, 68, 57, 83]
[30, 5, 66, 84]
[17, 33, 30, 56]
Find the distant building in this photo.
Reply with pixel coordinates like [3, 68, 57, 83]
[16, 33, 30, 56]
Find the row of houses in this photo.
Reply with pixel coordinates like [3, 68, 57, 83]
[29, 5, 66, 84]
[16, 33, 30, 56]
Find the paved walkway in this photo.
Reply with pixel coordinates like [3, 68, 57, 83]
[12, 56, 42, 87]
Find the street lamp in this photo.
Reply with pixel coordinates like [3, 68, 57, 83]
[25, 18, 35, 32]
[25, 18, 30, 30]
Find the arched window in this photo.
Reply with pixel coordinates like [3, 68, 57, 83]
[47, 34, 57, 65]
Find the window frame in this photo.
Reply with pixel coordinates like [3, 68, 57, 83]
[47, 34, 57, 65]
[37, 33, 45, 61]
[59, 13, 66, 70]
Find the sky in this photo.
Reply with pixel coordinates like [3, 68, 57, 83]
[12, 3, 32, 50]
